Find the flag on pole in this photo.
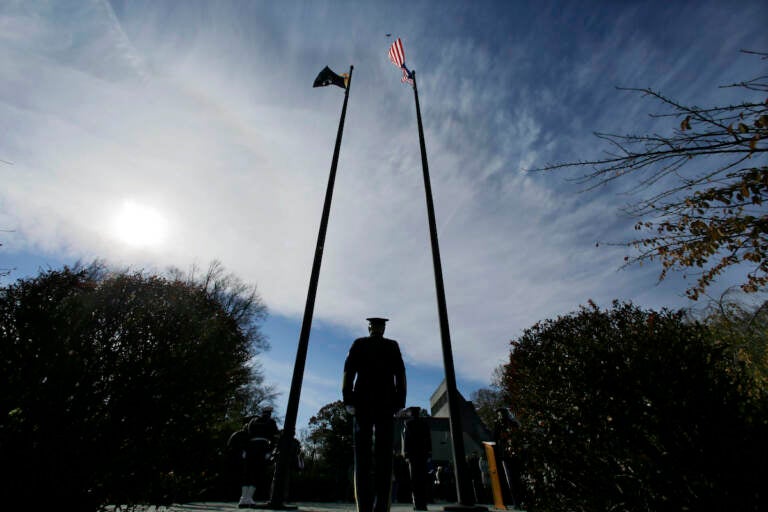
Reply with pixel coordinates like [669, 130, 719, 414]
[388, 37, 414, 84]
[313, 66, 349, 89]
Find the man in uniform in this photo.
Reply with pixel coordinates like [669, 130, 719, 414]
[343, 317, 407, 512]
[402, 406, 432, 510]
[227, 407, 279, 508]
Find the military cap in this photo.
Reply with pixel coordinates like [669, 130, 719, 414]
[366, 317, 389, 324]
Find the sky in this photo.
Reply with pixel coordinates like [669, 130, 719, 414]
[1, 0, 767, 433]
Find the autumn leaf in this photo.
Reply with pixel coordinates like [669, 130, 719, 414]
[741, 182, 750, 198]
[681, 115, 691, 131]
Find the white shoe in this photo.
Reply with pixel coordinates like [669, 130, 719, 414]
[238, 497, 257, 508]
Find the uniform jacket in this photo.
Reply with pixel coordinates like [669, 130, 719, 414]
[403, 415, 432, 459]
[342, 335, 406, 416]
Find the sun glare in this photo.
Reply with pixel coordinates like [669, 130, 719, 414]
[112, 200, 169, 248]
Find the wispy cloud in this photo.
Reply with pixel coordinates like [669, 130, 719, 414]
[1, 0, 765, 410]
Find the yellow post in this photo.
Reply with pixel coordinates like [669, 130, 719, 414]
[483, 441, 506, 510]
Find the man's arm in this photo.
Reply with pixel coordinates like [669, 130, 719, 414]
[342, 341, 357, 407]
[393, 342, 407, 410]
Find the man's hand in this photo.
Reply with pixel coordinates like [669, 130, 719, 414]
[345, 405, 356, 415]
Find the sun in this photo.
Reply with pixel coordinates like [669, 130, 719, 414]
[112, 200, 169, 248]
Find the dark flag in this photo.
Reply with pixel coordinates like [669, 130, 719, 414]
[267, 63, 352, 508]
[313, 66, 348, 88]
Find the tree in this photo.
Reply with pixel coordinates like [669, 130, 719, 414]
[470, 367, 505, 430]
[535, 50, 768, 299]
[499, 301, 766, 512]
[0, 261, 274, 509]
[302, 400, 354, 500]
[699, 291, 768, 403]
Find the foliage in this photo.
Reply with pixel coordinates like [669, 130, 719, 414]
[470, 367, 505, 430]
[535, 50, 768, 299]
[0, 261, 274, 509]
[306, 400, 354, 470]
[699, 293, 768, 406]
[299, 400, 354, 501]
[499, 301, 767, 512]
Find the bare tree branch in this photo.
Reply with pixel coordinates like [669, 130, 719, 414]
[531, 51, 768, 299]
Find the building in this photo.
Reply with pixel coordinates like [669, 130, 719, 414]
[395, 380, 493, 466]
[427, 379, 493, 464]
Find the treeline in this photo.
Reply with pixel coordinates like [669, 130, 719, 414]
[0, 262, 275, 510]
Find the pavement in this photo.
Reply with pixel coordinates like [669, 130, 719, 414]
[105, 502, 513, 512]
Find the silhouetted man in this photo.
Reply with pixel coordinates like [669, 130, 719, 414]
[494, 407, 521, 508]
[343, 317, 407, 512]
[402, 406, 431, 510]
[228, 407, 279, 508]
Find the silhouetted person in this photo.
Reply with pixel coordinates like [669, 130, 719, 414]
[434, 465, 454, 501]
[443, 465, 456, 502]
[228, 408, 279, 508]
[402, 406, 432, 510]
[393, 451, 411, 503]
[466, 451, 482, 503]
[343, 317, 407, 512]
[478, 452, 490, 503]
[494, 407, 522, 508]
[228, 422, 250, 505]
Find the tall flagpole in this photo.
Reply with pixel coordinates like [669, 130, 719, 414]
[411, 71, 483, 510]
[266, 65, 354, 509]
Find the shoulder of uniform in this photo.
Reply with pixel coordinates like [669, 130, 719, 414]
[348, 337, 367, 351]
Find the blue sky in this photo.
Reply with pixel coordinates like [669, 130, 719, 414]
[1, 0, 766, 433]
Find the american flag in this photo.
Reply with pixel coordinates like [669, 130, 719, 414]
[388, 37, 414, 84]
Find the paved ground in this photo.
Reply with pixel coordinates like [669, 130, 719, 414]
[107, 502, 513, 512]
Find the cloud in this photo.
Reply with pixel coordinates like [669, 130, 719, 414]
[1, 0, 765, 396]
[259, 353, 341, 425]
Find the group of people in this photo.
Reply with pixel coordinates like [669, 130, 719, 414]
[394, 444, 500, 506]
[228, 316, 407, 511]
[230, 317, 520, 512]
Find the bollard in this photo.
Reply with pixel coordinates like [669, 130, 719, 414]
[482, 442, 506, 510]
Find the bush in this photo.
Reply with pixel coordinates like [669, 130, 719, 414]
[500, 301, 767, 512]
[0, 262, 272, 509]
